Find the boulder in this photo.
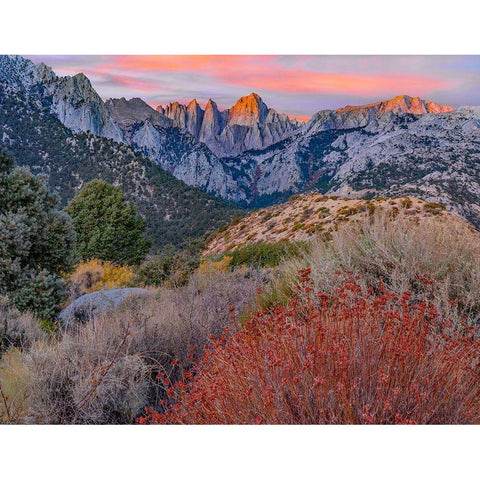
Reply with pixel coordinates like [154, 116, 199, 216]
[59, 288, 156, 326]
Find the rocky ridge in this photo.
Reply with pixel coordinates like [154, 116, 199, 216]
[306, 95, 453, 135]
[0, 59, 242, 250]
[0, 55, 239, 200]
[0, 55, 124, 141]
[225, 99, 480, 228]
[104, 97, 241, 200]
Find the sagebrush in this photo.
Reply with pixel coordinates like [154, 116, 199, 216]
[22, 268, 266, 424]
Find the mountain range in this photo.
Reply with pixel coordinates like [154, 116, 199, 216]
[1, 54, 479, 233]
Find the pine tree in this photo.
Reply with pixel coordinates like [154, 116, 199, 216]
[66, 179, 151, 265]
[0, 150, 76, 320]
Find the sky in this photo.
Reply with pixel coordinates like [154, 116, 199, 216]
[25, 55, 480, 121]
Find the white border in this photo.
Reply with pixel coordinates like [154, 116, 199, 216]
[0, 0, 478, 54]
[0, 425, 478, 479]
[0, 1, 478, 478]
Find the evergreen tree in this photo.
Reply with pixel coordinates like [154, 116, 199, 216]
[66, 179, 151, 265]
[0, 150, 76, 320]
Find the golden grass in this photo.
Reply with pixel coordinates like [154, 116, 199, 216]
[0, 348, 29, 423]
[283, 209, 480, 325]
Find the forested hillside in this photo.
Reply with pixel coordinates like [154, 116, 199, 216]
[0, 86, 242, 250]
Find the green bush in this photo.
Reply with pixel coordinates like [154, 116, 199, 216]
[0, 151, 76, 320]
[136, 251, 200, 288]
[0, 86, 242, 251]
[226, 241, 308, 269]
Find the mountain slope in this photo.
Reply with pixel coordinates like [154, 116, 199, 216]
[306, 95, 453, 135]
[0, 55, 125, 142]
[104, 97, 243, 200]
[0, 65, 242, 250]
[304, 105, 480, 227]
[229, 98, 480, 228]
[2, 55, 479, 231]
[0, 55, 245, 201]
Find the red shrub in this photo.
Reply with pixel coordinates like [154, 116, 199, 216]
[138, 272, 480, 424]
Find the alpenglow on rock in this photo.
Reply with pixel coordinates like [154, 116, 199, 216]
[232, 101, 480, 230]
[3, 55, 480, 232]
[160, 93, 303, 156]
[0, 59, 244, 250]
[105, 96, 242, 200]
[0, 56, 241, 200]
[306, 95, 453, 135]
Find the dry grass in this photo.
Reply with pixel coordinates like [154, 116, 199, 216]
[0, 348, 30, 423]
[22, 268, 266, 424]
[4, 205, 480, 424]
[0, 298, 47, 423]
[0, 296, 47, 352]
[282, 209, 480, 325]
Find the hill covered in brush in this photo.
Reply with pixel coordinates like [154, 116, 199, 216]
[205, 194, 473, 255]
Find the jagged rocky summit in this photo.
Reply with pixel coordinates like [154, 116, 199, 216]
[0, 55, 124, 141]
[159, 92, 303, 156]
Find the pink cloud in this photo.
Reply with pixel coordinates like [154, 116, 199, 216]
[105, 55, 455, 98]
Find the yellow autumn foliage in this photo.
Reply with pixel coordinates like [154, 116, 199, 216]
[198, 256, 232, 275]
[69, 259, 135, 295]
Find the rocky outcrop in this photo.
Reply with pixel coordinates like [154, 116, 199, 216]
[228, 92, 269, 126]
[337, 95, 453, 115]
[198, 99, 227, 145]
[186, 99, 205, 137]
[161, 99, 206, 136]
[51, 73, 125, 142]
[163, 101, 187, 129]
[0, 56, 238, 198]
[0, 55, 124, 142]
[235, 104, 480, 228]
[105, 96, 240, 198]
[162, 93, 302, 156]
[3, 55, 479, 230]
[105, 97, 171, 131]
[0, 55, 50, 93]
